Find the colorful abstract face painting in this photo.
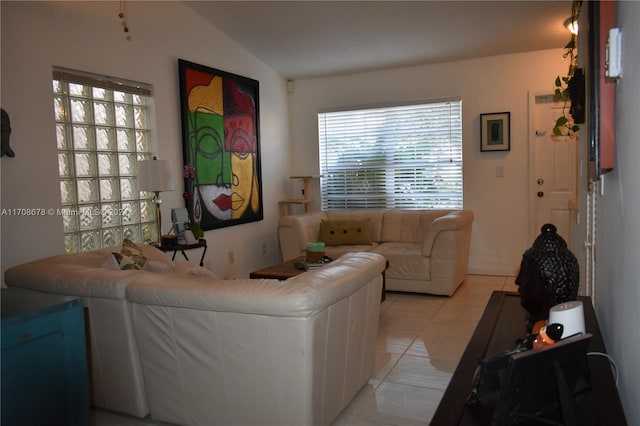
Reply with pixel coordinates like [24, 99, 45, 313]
[178, 60, 263, 230]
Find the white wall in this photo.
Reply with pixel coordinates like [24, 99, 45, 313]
[288, 50, 566, 276]
[595, 1, 640, 423]
[0, 1, 290, 277]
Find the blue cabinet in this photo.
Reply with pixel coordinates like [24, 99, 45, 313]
[1, 289, 91, 426]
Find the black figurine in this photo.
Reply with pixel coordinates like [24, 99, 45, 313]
[515, 224, 579, 332]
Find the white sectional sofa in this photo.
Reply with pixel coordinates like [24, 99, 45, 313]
[3, 247, 151, 417]
[4, 245, 386, 426]
[278, 209, 474, 296]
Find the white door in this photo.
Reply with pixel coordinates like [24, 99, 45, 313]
[529, 93, 578, 246]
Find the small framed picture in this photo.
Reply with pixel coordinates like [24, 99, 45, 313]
[480, 112, 510, 152]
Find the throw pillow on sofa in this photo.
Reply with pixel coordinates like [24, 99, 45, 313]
[112, 239, 147, 270]
[319, 219, 372, 246]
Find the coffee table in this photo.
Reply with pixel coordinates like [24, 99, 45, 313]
[250, 256, 389, 301]
[249, 256, 308, 280]
[430, 291, 626, 425]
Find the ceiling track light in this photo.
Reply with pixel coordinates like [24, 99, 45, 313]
[564, 17, 579, 35]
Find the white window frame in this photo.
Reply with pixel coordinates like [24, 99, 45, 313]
[318, 99, 463, 210]
[52, 67, 156, 253]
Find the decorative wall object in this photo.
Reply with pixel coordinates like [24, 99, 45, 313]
[178, 59, 263, 231]
[480, 112, 510, 152]
[1, 108, 14, 157]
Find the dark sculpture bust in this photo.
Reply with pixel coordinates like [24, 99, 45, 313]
[515, 224, 579, 332]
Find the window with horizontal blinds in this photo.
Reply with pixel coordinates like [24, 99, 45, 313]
[318, 100, 463, 210]
[53, 66, 152, 96]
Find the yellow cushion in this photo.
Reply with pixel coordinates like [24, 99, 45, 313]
[319, 219, 372, 246]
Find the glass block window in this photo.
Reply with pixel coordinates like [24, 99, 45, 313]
[53, 67, 155, 253]
[318, 99, 463, 210]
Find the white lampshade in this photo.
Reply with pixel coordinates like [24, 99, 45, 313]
[138, 158, 176, 192]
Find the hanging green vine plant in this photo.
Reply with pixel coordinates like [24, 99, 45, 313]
[553, 0, 583, 136]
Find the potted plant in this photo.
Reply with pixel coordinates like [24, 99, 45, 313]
[553, 1, 583, 136]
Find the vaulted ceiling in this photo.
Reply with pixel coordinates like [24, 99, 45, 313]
[185, 1, 574, 80]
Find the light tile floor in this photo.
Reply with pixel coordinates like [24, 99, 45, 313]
[93, 275, 518, 426]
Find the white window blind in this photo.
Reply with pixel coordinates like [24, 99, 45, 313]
[52, 66, 155, 253]
[318, 100, 463, 210]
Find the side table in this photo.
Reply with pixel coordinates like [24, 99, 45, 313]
[157, 239, 207, 266]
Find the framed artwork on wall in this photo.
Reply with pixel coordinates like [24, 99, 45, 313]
[480, 112, 511, 152]
[178, 59, 263, 231]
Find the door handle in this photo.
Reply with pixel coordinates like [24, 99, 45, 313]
[537, 191, 544, 197]
[537, 179, 544, 185]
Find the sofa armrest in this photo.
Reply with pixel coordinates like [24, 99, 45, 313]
[422, 210, 474, 257]
[278, 212, 327, 261]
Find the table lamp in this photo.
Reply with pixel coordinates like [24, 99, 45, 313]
[137, 156, 175, 244]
